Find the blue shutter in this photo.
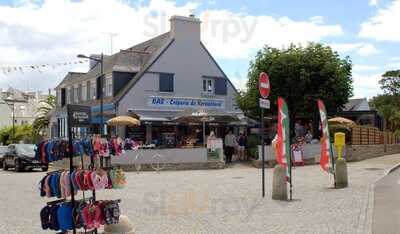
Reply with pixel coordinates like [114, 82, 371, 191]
[159, 74, 174, 92]
[214, 78, 227, 95]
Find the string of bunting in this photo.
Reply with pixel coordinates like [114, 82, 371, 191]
[0, 59, 89, 75]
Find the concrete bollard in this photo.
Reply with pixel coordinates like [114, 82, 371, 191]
[335, 158, 348, 188]
[103, 215, 135, 234]
[272, 165, 288, 201]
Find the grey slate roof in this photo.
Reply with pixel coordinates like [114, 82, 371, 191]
[56, 32, 171, 88]
[343, 98, 370, 111]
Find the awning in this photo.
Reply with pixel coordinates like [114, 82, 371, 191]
[128, 109, 179, 122]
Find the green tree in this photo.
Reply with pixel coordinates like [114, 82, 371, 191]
[379, 70, 400, 95]
[0, 124, 39, 145]
[33, 95, 56, 136]
[370, 70, 400, 134]
[237, 43, 353, 136]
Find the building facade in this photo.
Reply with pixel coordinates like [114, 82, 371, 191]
[0, 87, 49, 129]
[52, 15, 243, 146]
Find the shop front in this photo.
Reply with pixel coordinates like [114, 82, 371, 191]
[110, 15, 244, 166]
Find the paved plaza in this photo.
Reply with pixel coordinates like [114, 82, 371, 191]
[1, 154, 400, 234]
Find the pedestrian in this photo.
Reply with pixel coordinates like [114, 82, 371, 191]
[305, 130, 313, 144]
[224, 130, 236, 163]
[237, 132, 246, 161]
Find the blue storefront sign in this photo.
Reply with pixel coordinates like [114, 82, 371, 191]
[148, 96, 225, 109]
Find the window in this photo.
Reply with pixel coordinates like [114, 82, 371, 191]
[106, 78, 113, 96]
[81, 83, 87, 101]
[203, 78, 214, 93]
[91, 80, 96, 100]
[66, 87, 71, 104]
[159, 73, 174, 92]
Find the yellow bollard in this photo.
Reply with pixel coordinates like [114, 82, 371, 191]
[334, 132, 345, 159]
[334, 132, 348, 188]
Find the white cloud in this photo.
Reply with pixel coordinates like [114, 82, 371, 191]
[329, 43, 364, 53]
[329, 42, 379, 56]
[200, 12, 342, 59]
[356, 43, 380, 56]
[228, 69, 247, 91]
[353, 64, 380, 72]
[385, 62, 400, 69]
[359, 0, 400, 41]
[369, 0, 380, 6]
[0, 0, 343, 92]
[352, 73, 382, 98]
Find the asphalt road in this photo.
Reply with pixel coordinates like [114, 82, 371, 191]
[373, 166, 400, 234]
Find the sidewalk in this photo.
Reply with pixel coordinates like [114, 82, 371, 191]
[102, 153, 400, 234]
[0, 154, 399, 234]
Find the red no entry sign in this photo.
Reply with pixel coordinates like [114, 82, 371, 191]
[259, 72, 270, 98]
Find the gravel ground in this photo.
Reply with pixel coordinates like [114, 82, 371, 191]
[0, 154, 399, 234]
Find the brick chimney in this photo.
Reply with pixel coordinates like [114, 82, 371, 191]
[170, 15, 201, 43]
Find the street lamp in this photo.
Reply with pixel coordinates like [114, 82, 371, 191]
[5, 94, 15, 143]
[77, 53, 104, 135]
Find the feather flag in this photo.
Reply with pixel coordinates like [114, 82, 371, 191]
[318, 99, 335, 174]
[276, 97, 291, 181]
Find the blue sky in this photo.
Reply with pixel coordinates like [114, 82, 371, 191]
[0, 0, 399, 98]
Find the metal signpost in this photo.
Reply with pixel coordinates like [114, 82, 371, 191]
[66, 104, 92, 234]
[259, 72, 270, 197]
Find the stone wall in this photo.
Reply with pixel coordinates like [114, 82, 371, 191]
[346, 144, 400, 162]
[252, 144, 400, 168]
[51, 156, 225, 171]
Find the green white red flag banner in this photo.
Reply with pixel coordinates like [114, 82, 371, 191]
[318, 100, 335, 174]
[276, 97, 291, 181]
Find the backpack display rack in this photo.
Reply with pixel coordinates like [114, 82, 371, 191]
[39, 104, 123, 234]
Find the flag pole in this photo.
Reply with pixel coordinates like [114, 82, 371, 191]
[289, 110, 293, 201]
[332, 153, 337, 189]
[261, 107, 265, 197]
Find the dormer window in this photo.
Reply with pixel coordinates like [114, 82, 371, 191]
[203, 78, 214, 94]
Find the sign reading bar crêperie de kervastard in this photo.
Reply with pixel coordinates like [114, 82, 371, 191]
[67, 104, 92, 127]
[148, 96, 225, 109]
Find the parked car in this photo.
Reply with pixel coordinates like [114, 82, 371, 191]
[0, 146, 7, 167]
[2, 144, 48, 172]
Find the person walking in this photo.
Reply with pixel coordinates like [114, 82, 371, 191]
[237, 132, 246, 161]
[224, 130, 236, 163]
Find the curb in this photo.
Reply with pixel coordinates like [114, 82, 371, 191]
[385, 162, 400, 175]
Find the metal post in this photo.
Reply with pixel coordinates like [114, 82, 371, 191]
[100, 53, 104, 136]
[203, 121, 206, 147]
[261, 108, 265, 197]
[66, 105, 77, 234]
[12, 98, 15, 143]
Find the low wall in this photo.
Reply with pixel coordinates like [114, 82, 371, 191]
[112, 148, 208, 165]
[346, 144, 400, 162]
[253, 144, 400, 168]
[257, 144, 325, 161]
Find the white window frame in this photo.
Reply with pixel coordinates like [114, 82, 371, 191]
[74, 84, 79, 103]
[67, 87, 71, 104]
[106, 78, 113, 96]
[202, 78, 214, 94]
[90, 80, 96, 100]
